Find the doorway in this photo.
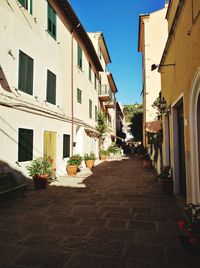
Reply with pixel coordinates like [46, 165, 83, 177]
[43, 131, 56, 164]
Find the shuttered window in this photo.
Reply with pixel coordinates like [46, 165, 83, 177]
[47, 3, 56, 39]
[18, 50, 33, 95]
[77, 88, 82, 104]
[94, 74, 97, 90]
[95, 105, 98, 122]
[77, 44, 82, 69]
[46, 70, 56, 105]
[89, 63, 92, 81]
[63, 134, 70, 158]
[18, 0, 32, 14]
[18, 128, 33, 162]
[89, 99, 92, 119]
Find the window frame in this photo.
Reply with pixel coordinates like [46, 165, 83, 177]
[47, 2, 57, 40]
[18, 50, 34, 95]
[77, 88, 82, 104]
[46, 69, 56, 105]
[89, 99, 92, 119]
[77, 44, 83, 69]
[18, 128, 33, 162]
[63, 134, 70, 158]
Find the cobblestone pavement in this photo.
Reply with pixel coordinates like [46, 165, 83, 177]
[1, 155, 200, 268]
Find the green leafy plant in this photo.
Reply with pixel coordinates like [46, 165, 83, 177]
[67, 154, 82, 166]
[27, 157, 56, 177]
[99, 149, 109, 156]
[96, 112, 108, 137]
[107, 143, 121, 155]
[84, 152, 97, 161]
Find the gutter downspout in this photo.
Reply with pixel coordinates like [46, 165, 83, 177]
[71, 23, 80, 155]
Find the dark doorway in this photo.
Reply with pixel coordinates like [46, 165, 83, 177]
[177, 103, 186, 198]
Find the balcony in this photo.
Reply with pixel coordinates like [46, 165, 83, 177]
[105, 97, 116, 109]
[98, 85, 112, 102]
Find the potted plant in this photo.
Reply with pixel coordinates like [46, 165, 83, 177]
[27, 157, 56, 189]
[84, 152, 97, 169]
[99, 149, 109, 160]
[158, 166, 173, 195]
[142, 153, 152, 168]
[178, 203, 200, 255]
[66, 154, 82, 176]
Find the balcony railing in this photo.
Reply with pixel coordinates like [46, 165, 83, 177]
[98, 85, 112, 102]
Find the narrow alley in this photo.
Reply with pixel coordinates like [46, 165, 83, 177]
[0, 155, 200, 268]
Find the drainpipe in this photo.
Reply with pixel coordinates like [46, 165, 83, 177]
[71, 23, 80, 155]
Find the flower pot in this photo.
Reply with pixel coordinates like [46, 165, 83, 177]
[33, 175, 48, 189]
[142, 159, 152, 168]
[158, 178, 173, 195]
[66, 165, 78, 176]
[100, 154, 107, 160]
[178, 235, 200, 255]
[85, 159, 95, 169]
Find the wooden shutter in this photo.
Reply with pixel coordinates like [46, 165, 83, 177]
[47, 70, 56, 104]
[63, 134, 70, 158]
[18, 50, 33, 95]
[89, 99, 92, 118]
[18, 128, 33, 162]
[77, 45, 82, 68]
[48, 3, 56, 39]
[30, 0, 32, 14]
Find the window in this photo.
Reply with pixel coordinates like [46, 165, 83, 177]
[18, 128, 33, 162]
[89, 63, 92, 81]
[94, 74, 97, 90]
[18, 0, 32, 14]
[95, 105, 98, 122]
[77, 44, 82, 69]
[63, 134, 70, 158]
[47, 3, 56, 39]
[18, 50, 33, 95]
[46, 70, 56, 104]
[89, 99, 92, 119]
[77, 88, 82, 104]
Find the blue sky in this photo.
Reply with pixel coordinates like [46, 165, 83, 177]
[70, 0, 166, 105]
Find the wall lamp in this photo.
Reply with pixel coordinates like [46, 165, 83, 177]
[151, 63, 175, 71]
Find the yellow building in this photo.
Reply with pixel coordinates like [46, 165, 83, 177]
[159, 0, 200, 204]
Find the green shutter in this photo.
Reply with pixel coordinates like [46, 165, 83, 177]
[89, 63, 91, 81]
[63, 134, 70, 158]
[77, 45, 82, 68]
[18, 128, 33, 162]
[77, 88, 82, 104]
[18, 50, 33, 95]
[89, 99, 92, 119]
[95, 105, 98, 122]
[30, 0, 32, 14]
[18, 0, 26, 7]
[47, 3, 56, 39]
[47, 70, 56, 104]
[94, 74, 97, 89]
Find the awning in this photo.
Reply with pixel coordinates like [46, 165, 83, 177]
[146, 120, 161, 133]
[84, 128, 100, 138]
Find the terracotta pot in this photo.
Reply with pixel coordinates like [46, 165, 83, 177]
[33, 175, 48, 189]
[100, 154, 107, 160]
[66, 165, 78, 176]
[142, 159, 152, 168]
[158, 178, 173, 195]
[178, 235, 200, 255]
[85, 160, 95, 169]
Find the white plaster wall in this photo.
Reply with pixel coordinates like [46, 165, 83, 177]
[0, 0, 72, 176]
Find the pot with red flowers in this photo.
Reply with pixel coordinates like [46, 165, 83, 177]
[178, 203, 200, 255]
[27, 157, 56, 189]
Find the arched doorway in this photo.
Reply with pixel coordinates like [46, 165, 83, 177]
[190, 67, 200, 203]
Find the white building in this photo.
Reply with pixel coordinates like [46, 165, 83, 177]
[138, 5, 168, 147]
[0, 0, 116, 177]
[88, 32, 117, 149]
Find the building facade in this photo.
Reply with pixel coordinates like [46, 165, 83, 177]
[0, 0, 116, 177]
[160, 0, 200, 204]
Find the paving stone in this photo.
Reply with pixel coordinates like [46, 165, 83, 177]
[1, 155, 198, 267]
[63, 254, 127, 268]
